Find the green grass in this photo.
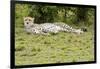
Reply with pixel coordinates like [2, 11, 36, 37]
[15, 23, 94, 65]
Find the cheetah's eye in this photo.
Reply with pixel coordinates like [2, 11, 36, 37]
[25, 19, 27, 21]
[29, 19, 32, 21]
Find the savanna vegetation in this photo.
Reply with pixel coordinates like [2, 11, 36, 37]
[15, 3, 95, 65]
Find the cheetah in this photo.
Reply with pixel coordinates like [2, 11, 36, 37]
[24, 17, 84, 35]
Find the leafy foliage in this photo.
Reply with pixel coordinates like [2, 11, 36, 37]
[15, 4, 95, 26]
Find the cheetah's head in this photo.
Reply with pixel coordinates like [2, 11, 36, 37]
[24, 17, 35, 27]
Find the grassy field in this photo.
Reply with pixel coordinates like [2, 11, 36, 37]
[15, 21, 94, 65]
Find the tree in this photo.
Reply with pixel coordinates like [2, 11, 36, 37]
[29, 5, 58, 23]
[76, 7, 89, 23]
